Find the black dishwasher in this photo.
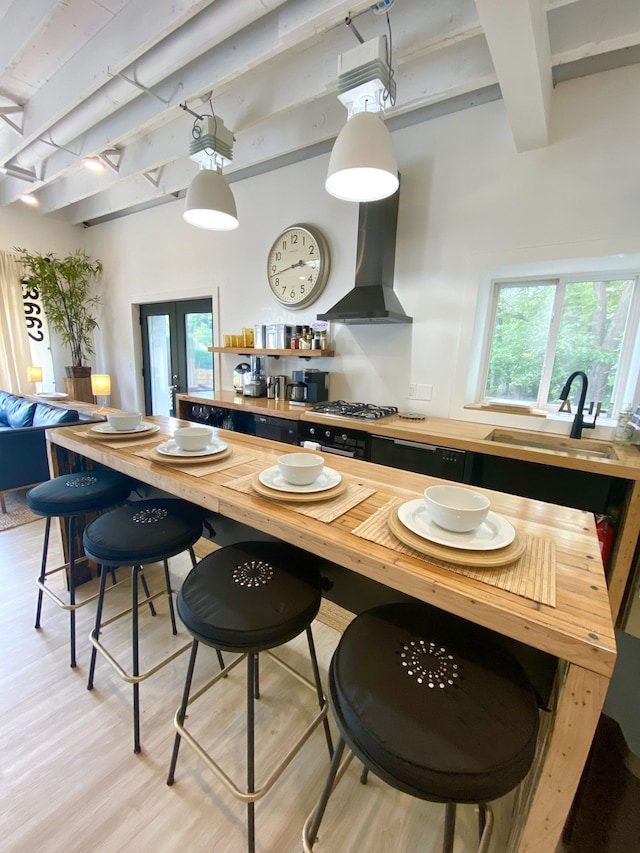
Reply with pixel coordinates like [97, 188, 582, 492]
[370, 435, 473, 482]
[252, 414, 299, 445]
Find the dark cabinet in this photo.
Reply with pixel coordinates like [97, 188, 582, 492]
[470, 453, 621, 515]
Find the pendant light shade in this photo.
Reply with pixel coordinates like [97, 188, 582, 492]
[183, 165, 239, 231]
[326, 110, 398, 203]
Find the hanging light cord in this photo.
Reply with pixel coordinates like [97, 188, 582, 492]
[180, 99, 218, 158]
[382, 11, 396, 109]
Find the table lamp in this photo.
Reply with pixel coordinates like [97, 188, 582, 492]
[27, 365, 43, 393]
[91, 374, 111, 410]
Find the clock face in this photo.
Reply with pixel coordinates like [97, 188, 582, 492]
[267, 223, 330, 308]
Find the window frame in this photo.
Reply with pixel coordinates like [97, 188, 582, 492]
[475, 270, 640, 418]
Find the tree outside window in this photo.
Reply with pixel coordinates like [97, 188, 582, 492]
[483, 276, 635, 416]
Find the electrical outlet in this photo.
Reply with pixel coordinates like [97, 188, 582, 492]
[416, 384, 433, 401]
[408, 383, 417, 399]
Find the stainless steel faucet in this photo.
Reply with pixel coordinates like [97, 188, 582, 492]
[559, 371, 599, 439]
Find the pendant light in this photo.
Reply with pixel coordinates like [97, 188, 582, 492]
[326, 35, 398, 203]
[182, 111, 238, 231]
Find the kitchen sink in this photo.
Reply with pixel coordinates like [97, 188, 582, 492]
[487, 429, 617, 460]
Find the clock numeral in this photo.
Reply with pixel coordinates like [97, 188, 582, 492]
[308, 245, 315, 254]
[300, 284, 306, 294]
[274, 251, 281, 261]
[291, 233, 298, 244]
[274, 277, 280, 287]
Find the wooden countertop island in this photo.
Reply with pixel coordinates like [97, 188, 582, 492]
[177, 391, 640, 622]
[47, 417, 616, 853]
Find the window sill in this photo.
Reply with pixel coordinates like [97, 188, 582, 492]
[466, 403, 548, 418]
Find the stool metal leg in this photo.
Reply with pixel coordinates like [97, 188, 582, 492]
[167, 639, 199, 785]
[66, 516, 77, 668]
[306, 626, 333, 758]
[306, 735, 347, 847]
[139, 571, 156, 617]
[162, 559, 177, 635]
[247, 652, 256, 853]
[34, 516, 52, 629]
[443, 802, 456, 853]
[132, 564, 141, 753]
[87, 563, 109, 690]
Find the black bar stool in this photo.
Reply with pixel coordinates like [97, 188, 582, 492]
[303, 602, 541, 853]
[166, 540, 334, 853]
[83, 498, 208, 753]
[27, 470, 132, 668]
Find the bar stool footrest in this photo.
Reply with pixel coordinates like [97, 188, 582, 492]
[173, 649, 329, 803]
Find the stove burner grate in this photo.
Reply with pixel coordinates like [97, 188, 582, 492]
[310, 400, 399, 421]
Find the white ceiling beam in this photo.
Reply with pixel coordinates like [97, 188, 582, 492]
[34, 28, 496, 216]
[0, 0, 375, 207]
[0, 0, 62, 74]
[2, 0, 219, 164]
[474, 0, 552, 151]
[549, 0, 640, 65]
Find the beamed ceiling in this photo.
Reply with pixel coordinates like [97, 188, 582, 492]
[1, 0, 639, 226]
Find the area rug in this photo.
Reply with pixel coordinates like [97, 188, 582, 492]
[0, 489, 40, 531]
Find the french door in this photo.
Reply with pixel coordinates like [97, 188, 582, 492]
[140, 298, 213, 416]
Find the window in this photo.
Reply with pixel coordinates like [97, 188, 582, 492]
[479, 273, 639, 417]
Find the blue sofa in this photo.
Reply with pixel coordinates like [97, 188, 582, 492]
[0, 390, 103, 512]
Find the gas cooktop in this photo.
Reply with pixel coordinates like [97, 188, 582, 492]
[309, 401, 399, 421]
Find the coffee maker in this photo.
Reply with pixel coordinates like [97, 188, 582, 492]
[291, 369, 329, 403]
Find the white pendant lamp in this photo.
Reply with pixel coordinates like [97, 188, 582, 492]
[326, 35, 398, 203]
[182, 112, 238, 231]
[326, 110, 398, 202]
[184, 163, 238, 231]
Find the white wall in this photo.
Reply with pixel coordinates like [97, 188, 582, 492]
[76, 62, 640, 430]
[0, 205, 86, 389]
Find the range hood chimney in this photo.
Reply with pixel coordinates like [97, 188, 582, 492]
[317, 185, 412, 325]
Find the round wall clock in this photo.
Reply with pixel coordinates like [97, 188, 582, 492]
[267, 223, 330, 308]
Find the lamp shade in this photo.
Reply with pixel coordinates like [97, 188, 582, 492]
[183, 167, 239, 231]
[27, 366, 43, 383]
[91, 374, 111, 396]
[326, 110, 399, 202]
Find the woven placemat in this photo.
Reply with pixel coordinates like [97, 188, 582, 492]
[225, 472, 375, 522]
[133, 445, 254, 477]
[353, 497, 556, 606]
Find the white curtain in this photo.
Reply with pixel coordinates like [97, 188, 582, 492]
[0, 251, 32, 393]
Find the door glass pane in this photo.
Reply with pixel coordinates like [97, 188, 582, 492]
[550, 279, 633, 416]
[147, 314, 172, 416]
[484, 283, 555, 403]
[185, 312, 213, 393]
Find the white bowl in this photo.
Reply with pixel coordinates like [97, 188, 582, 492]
[107, 411, 142, 432]
[173, 426, 213, 452]
[423, 485, 490, 533]
[277, 452, 325, 485]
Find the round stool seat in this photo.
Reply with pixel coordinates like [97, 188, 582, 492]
[331, 603, 539, 804]
[83, 499, 203, 567]
[27, 470, 131, 517]
[177, 541, 322, 653]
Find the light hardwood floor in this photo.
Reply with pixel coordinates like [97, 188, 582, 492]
[0, 517, 513, 853]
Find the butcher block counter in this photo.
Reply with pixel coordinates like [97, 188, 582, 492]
[47, 416, 613, 853]
[177, 392, 640, 619]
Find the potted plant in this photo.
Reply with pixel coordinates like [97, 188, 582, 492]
[16, 248, 103, 377]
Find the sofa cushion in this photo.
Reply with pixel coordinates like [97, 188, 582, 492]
[32, 403, 79, 427]
[0, 390, 18, 425]
[5, 397, 35, 428]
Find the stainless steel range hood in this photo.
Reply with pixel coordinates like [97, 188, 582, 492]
[317, 186, 412, 325]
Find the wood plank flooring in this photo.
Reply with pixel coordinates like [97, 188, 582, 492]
[0, 518, 514, 852]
